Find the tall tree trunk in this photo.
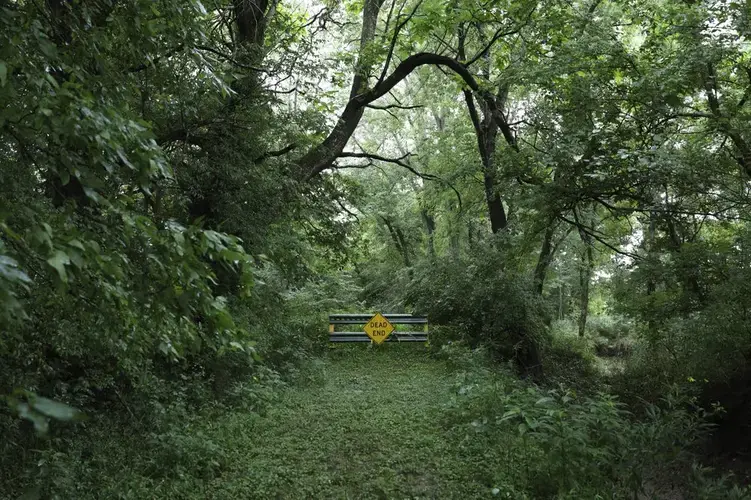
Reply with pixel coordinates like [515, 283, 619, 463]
[233, 0, 271, 47]
[395, 225, 412, 269]
[449, 219, 460, 257]
[647, 212, 656, 294]
[458, 25, 509, 233]
[467, 220, 477, 251]
[463, 91, 507, 233]
[703, 63, 751, 177]
[421, 209, 435, 258]
[533, 222, 556, 295]
[577, 230, 593, 337]
[663, 184, 705, 306]
[297, 0, 385, 176]
[381, 216, 411, 269]
[480, 105, 506, 233]
[484, 170, 507, 233]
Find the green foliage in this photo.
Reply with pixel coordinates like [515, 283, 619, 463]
[0, 0, 348, 491]
[545, 320, 600, 391]
[405, 248, 549, 372]
[687, 464, 751, 500]
[445, 347, 736, 498]
[3, 390, 86, 435]
[2, 0, 751, 494]
[611, 229, 751, 404]
[586, 314, 633, 340]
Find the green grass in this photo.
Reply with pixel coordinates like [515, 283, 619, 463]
[10, 345, 747, 499]
[208, 346, 496, 499]
[26, 346, 505, 499]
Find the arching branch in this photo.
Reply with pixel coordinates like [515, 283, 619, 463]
[336, 152, 463, 211]
[299, 53, 484, 180]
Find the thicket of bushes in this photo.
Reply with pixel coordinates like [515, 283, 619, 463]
[403, 249, 549, 376]
[0, 264, 341, 498]
[439, 344, 749, 499]
[353, 240, 751, 495]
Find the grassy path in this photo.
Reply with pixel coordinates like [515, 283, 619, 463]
[208, 347, 496, 499]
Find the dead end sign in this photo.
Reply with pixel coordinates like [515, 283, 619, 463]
[363, 313, 395, 344]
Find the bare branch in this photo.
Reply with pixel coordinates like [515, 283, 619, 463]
[336, 198, 360, 222]
[128, 44, 185, 73]
[463, 7, 536, 68]
[670, 112, 714, 119]
[194, 45, 266, 72]
[381, 0, 398, 39]
[366, 103, 424, 111]
[376, 0, 425, 87]
[336, 151, 463, 210]
[338, 151, 418, 171]
[300, 52, 486, 179]
[559, 214, 642, 260]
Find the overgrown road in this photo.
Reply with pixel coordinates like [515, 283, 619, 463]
[205, 347, 500, 499]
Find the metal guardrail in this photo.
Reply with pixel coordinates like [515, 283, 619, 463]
[328, 314, 428, 343]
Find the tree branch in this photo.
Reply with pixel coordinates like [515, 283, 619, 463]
[336, 151, 463, 210]
[558, 214, 641, 260]
[194, 45, 266, 72]
[463, 6, 536, 67]
[300, 52, 484, 179]
[128, 44, 185, 73]
[254, 143, 297, 163]
[376, 0, 424, 87]
[366, 103, 424, 111]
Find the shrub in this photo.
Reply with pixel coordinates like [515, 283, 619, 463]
[405, 249, 549, 376]
[687, 464, 751, 499]
[586, 314, 633, 340]
[593, 335, 635, 357]
[445, 355, 729, 498]
[425, 325, 468, 354]
[545, 328, 600, 392]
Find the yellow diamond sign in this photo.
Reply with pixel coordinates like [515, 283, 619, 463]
[363, 313, 395, 344]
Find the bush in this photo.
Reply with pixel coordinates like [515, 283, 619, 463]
[425, 325, 468, 354]
[586, 314, 633, 340]
[687, 464, 751, 499]
[146, 428, 229, 480]
[444, 354, 733, 498]
[545, 326, 600, 392]
[434, 342, 497, 372]
[405, 249, 549, 376]
[593, 335, 635, 357]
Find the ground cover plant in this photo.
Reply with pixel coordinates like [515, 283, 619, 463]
[2, 0, 751, 497]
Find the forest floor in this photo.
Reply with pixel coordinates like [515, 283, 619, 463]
[21, 346, 517, 499]
[201, 346, 502, 499]
[15, 346, 746, 499]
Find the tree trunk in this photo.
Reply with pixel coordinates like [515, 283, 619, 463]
[577, 232, 593, 337]
[395, 225, 412, 269]
[463, 91, 508, 233]
[517, 341, 544, 380]
[703, 63, 751, 178]
[297, 0, 385, 176]
[421, 209, 435, 258]
[449, 220, 460, 257]
[484, 173, 507, 233]
[381, 216, 411, 269]
[647, 212, 656, 294]
[233, 0, 271, 47]
[533, 222, 556, 295]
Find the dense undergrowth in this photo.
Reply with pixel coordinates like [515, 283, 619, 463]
[437, 344, 749, 499]
[3, 0, 751, 497]
[6, 343, 750, 499]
